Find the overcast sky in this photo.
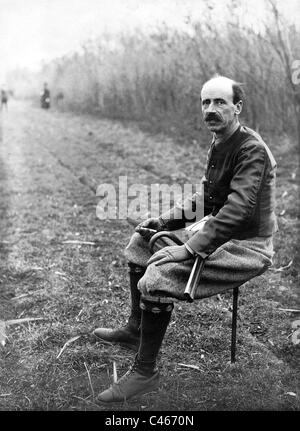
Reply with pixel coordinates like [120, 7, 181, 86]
[1, 0, 299, 83]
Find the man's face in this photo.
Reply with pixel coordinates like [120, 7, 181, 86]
[201, 79, 241, 134]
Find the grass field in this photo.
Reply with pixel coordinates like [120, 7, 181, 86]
[0, 100, 299, 411]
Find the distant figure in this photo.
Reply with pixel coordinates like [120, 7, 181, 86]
[40, 83, 50, 109]
[1, 89, 8, 111]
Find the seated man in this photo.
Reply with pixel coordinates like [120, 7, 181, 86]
[94, 75, 277, 403]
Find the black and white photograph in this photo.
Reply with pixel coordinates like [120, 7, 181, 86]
[0, 0, 299, 414]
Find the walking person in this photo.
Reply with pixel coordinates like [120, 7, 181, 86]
[1, 89, 8, 111]
[94, 75, 278, 403]
[40, 82, 50, 109]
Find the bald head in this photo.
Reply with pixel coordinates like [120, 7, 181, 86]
[200, 76, 244, 135]
[201, 76, 244, 105]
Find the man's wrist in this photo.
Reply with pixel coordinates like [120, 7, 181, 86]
[185, 244, 195, 256]
[185, 244, 209, 259]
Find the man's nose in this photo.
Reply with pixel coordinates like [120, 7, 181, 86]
[206, 102, 217, 113]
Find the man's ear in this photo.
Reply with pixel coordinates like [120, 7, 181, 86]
[235, 100, 243, 115]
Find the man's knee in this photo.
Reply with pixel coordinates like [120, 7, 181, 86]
[138, 270, 176, 306]
[126, 232, 147, 249]
[124, 232, 151, 267]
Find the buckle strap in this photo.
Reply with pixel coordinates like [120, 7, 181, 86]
[140, 298, 174, 313]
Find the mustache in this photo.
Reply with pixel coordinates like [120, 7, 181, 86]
[204, 113, 221, 122]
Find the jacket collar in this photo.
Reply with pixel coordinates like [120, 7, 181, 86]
[211, 124, 242, 154]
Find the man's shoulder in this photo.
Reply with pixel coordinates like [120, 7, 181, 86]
[238, 126, 276, 167]
[239, 126, 265, 145]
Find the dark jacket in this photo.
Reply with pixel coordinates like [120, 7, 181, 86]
[160, 125, 278, 257]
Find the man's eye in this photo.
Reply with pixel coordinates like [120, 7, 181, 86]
[217, 100, 225, 105]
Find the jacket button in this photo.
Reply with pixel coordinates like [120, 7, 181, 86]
[211, 164, 215, 168]
[209, 196, 213, 199]
[209, 180, 212, 184]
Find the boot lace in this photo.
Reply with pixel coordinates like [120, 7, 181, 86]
[114, 363, 139, 387]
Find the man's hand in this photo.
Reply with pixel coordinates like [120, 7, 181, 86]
[135, 217, 164, 240]
[147, 245, 193, 266]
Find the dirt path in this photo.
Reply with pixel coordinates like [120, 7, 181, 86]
[0, 100, 299, 411]
[0, 100, 203, 320]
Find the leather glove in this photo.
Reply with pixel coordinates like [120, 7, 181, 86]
[147, 245, 193, 266]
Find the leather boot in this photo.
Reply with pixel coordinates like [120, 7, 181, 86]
[97, 354, 159, 403]
[93, 263, 145, 351]
[98, 298, 173, 402]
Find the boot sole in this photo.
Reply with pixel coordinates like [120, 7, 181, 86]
[93, 333, 139, 352]
[98, 386, 159, 404]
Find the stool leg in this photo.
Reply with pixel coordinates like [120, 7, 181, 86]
[231, 287, 239, 363]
